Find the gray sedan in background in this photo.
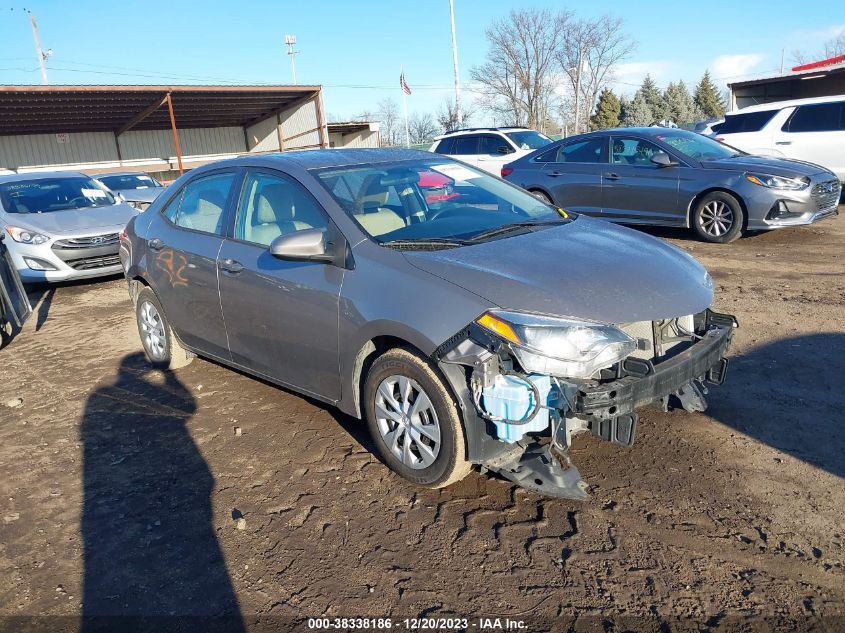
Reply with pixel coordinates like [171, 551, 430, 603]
[95, 172, 166, 211]
[503, 128, 841, 243]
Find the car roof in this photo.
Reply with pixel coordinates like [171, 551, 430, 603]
[731, 94, 845, 114]
[434, 127, 529, 140]
[212, 147, 435, 171]
[0, 170, 89, 184]
[556, 127, 692, 141]
[93, 171, 155, 178]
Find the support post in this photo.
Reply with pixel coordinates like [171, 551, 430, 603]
[276, 113, 286, 152]
[165, 92, 184, 175]
[314, 91, 328, 149]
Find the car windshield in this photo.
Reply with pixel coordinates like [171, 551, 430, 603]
[313, 157, 570, 247]
[655, 131, 742, 161]
[98, 174, 161, 190]
[0, 177, 117, 214]
[505, 130, 552, 150]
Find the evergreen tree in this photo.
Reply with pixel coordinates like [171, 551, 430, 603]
[620, 91, 653, 127]
[618, 94, 632, 125]
[694, 71, 726, 119]
[590, 88, 621, 130]
[638, 74, 667, 121]
[664, 80, 698, 124]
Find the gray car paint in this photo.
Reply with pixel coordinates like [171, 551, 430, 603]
[123, 149, 713, 425]
[505, 128, 838, 232]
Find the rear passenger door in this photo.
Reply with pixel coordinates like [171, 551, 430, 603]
[537, 137, 607, 215]
[145, 169, 239, 360]
[217, 169, 344, 400]
[449, 135, 481, 168]
[774, 101, 845, 177]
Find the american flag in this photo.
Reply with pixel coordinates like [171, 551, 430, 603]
[400, 70, 412, 96]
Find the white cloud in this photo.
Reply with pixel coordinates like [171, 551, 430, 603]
[611, 60, 678, 94]
[709, 53, 767, 83]
[789, 23, 845, 44]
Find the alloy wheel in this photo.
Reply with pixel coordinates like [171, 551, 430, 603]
[139, 300, 167, 361]
[374, 375, 441, 470]
[699, 200, 734, 237]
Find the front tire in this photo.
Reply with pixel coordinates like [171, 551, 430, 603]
[135, 286, 193, 370]
[529, 190, 553, 205]
[364, 348, 471, 488]
[692, 192, 744, 243]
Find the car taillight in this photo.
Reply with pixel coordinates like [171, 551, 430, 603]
[501, 167, 514, 178]
[715, 137, 724, 143]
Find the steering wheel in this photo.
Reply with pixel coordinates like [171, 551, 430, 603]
[66, 196, 90, 207]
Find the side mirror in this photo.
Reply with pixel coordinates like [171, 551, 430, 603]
[497, 146, 514, 155]
[651, 151, 677, 167]
[269, 229, 333, 263]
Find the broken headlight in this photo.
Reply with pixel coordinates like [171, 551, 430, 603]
[477, 310, 637, 378]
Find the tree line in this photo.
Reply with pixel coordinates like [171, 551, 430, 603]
[590, 71, 727, 130]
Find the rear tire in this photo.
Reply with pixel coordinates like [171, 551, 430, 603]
[692, 192, 744, 243]
[135, 286, 193, 371]
[364, 348, 471, 488]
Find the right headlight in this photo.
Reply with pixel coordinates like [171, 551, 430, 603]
[4, 225, 50, 245]
[476, 310, 637, 378]
[746, 173, 809, 191]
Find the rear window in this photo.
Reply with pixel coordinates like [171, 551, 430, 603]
[718, 110, 778, 134]
[783, 102, 845, 133]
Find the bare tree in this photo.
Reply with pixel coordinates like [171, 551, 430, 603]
[470, 8, 570, 128]
[436, 98, 475, 132]
[373, 98, 401, 147]
[556, 15, 635, 134]
[793, 32, 845, 65]
[408, 112, 439, 145]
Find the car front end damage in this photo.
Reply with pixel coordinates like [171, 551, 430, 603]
[435, 309, 737, 499]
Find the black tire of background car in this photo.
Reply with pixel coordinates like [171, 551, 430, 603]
[692, 191, 745, 244]
[529, 190, 554, 205]
[364, 347, 472, 488]
[135, 286, 194, 371]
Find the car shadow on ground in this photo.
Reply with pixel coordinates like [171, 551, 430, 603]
[80, 352, 244, 631]
[707, 333, 845, 480]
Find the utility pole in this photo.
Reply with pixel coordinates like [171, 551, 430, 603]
[780, 48, 785, 75]
[28, 12, 51, 85]
[285, 34, 298, 85]
[572, 48, 583, 134]
[448, 0, 463, 127]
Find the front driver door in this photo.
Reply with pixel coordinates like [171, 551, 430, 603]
[217, 169, 344, 401]
[602, 135, 680, 225]
[145, 169, 239, 360]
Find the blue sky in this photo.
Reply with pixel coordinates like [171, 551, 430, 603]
[1, 0, 843, 124]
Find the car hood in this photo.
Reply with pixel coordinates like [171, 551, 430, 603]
[701, 155, 830, 178]
[403, 217, 713, 324]
[116, 187, 164, 203]
[6, 203, 138, 237]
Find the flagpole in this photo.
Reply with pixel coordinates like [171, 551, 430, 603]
[401, 65, 410, 147]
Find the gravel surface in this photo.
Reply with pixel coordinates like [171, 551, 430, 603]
[1, 211, 843, 630]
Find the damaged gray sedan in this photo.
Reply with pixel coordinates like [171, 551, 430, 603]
[121, 149, 737, 499]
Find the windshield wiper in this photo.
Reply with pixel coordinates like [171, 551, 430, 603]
[382, 237, 471, 250]
[467, 218, 570, 243]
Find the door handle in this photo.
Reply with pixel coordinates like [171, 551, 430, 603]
[604, 172, 620, 181]
[775, 141, 792, 145]
[148, 238, 164, 251]
[219, 258, 244, 274]
[548, 171, 563, 177]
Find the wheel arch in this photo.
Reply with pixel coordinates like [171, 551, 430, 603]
[686, 187, 749, 231]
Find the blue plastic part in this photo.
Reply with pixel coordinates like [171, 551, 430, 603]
[481, 374, 553, 443]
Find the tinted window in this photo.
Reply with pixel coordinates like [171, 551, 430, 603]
[553, 138, 607, 163]
[434, 138, 455, 154]
[505, 130, 552, 149]
[169, 172, 235, 235]
[784, 102, 844, 132]
[235, 171, 328, 246]
[99, 174, 162, 190]
[452, 136, 479, 155]
[478, 134, 510, 155]
[719, 110, 778, 134]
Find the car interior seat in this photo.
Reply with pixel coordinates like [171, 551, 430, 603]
[180, 188, 226, 234]
[612, 140, 630, 165]
[353, 174, 406, 237]
[248, 183, 313, 245]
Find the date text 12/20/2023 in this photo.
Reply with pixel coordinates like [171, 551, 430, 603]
[307, 617, 527, 630]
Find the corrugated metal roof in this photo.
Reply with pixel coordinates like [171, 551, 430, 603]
[0, 85, 322, 136]
[728, 62, 845, 88]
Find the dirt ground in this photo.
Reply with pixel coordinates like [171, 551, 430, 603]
[1, 210, 843, 631]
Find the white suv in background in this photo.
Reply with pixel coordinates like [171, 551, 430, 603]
[715, 95, 845, 182]
[429, 127, 552, 176]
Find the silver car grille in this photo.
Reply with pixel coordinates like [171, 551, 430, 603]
[52, 233, 120, 249]
[811, 180, 841, 212]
